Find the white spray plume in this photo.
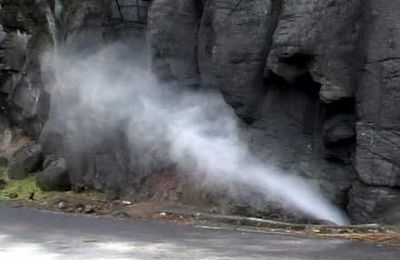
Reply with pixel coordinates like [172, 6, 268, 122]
[45, 44, 349, 225]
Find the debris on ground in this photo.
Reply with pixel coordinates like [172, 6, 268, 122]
[0, 173, 399, 248]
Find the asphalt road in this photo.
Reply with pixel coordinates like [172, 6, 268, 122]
[0, 205, 399, 259]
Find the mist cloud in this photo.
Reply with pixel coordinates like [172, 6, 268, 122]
[43, 43, 349, 225]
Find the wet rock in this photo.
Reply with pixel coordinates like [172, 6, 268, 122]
[8, 143, 43, 180]
[36, 157, 70, 191]
[348, 181, 400, 224]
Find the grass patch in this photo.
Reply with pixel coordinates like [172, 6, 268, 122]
[0, 170, 53, 201]
[0, 169, 105, 202]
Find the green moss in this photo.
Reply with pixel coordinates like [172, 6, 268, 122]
[0, 169, 106, 202]
[0, 170, 54, 201]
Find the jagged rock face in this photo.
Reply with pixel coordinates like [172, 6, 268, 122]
[348, 181, 400, 224]
[149, 0, 357, 209]
[149, 0, 400, 223]
[2, 0, 400, 224]
[350, 0, 400, 222]
[356, 0, 400, 187]
[267, 0, 361, 103]
[150, 0, 201, 86]
[0, 0, 55, 137]
[8, 143, 43, 180]
[197, 0, 275, 121]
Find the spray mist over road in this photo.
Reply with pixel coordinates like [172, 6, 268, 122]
[44, 44, 349, 225]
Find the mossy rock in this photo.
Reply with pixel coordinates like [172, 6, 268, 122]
[36, 157, 70, 192]
[8, 143, 43, 180]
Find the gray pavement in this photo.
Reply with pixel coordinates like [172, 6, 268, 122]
[0, 205, 399, 259]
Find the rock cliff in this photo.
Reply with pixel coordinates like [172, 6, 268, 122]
[0, 0, 399, 224]
[149, 0, 400, 223]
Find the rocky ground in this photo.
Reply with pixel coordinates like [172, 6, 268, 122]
[1, 168, 399, 248]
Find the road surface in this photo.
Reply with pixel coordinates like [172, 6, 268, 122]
[0, 205, 399, 259]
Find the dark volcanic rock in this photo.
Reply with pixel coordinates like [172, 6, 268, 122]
[267, 0, 361, 103]
[356, 0, 400, 188]
[2, 0, 400, 224]
[0, 0, 54, 137]
[8, 143, 43, 180]
[356, 125, 400, 187]
[150, 0, 201, 86]
[148, 0, 400, 223]
[348, 181, 400, 224]
[150, 0, 360, 211]
[197, 0, 276, 121]
[36, 157, 70, 191]
[323, 115, 355, 145]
